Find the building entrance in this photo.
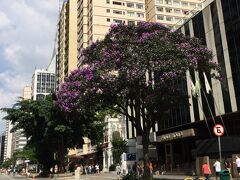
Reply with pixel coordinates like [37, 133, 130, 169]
[158, 140, 196, 175]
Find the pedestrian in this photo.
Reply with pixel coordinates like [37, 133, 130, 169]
[224, 160, 232, 179]
[202, 161, 211, 180]
[213, 159, 221, 180]
[236, 156, 240, 176]
[116, 163, 121, 180]
[132, 162, 137, 176]
[148, 161, 153, 177]
[88, 164, 92, 174]
[84, 165, 88, 175]
[95, 164, 99, 174]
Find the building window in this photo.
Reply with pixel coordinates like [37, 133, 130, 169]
[106, 9, 110, 13]
[113, 1, 122, 5]
[166, 8, 172, 13]
[173, 0, 180, 5]
[157, 15, 164, 20]
[183, 10, 189, 15]
[165, 0, 172, 5]
[175, 17, 181, 22]
[156, 0, 163, 4]
[113, 10, 123, 14]
[127, 2, 134, 8]
[182, 2, 188, 6]
[136, 13, 144, 18]
[113, 19, 123, 24]
[166, 16, 172, 21]
[136, 3, 144, 9]
[128, 20, 135, 26]
[107, 18, 110, 22]
[190, 3, 196, 7]
[156, 6, 164, 12]
[174, 9, 181, 14]
[127, 11, 135, 16]
[106, 0, 110, 3]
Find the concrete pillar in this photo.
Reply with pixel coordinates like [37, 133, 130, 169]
[103, 151, 106, 172]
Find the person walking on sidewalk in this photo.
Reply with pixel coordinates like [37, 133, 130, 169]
[224, 160, 232, 179]
[213, 159, 221, 180]
[116, 163, 121, 180]
[235, 155, 240, 177]
[202, 161, 211, 180]
[95, 164, 99, 174]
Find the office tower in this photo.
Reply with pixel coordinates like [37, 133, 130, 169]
[31, 69, 56, 100]
[139, 0, 240, 176]
[0, 133, 5, 163]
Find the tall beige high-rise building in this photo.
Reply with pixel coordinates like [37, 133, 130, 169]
[77, 0, 146, 65]
[76, 0, 203, 65]
[57, 0, 78, 86]
[57, 0, 204, 83]
[146, 0, 204, 29]
[23, 85, 31, 100]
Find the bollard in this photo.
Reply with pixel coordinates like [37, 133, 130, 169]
[75, 169, 81, 179]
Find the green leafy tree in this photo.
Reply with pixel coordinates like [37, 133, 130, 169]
[2, 97, 56, 172]
[13, 147, 37, 162]
[56, 22, 220, 178]
[2, 95, 106, 173]
[111, 132, 127, 164]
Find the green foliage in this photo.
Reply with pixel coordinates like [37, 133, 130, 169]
[13, 147, 37, 163]
[122, 172, 150, 180]
[1, 95, 107, 172]
[56, 22, 219, 177]
[109, 164, 116, 171]
[121, 172, 138, 180]
[1, 158, 14, 169]
[111, 135, 127, 164]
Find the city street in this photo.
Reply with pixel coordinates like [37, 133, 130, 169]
[0, 172, 118, 180]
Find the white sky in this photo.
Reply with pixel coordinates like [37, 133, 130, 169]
[0, 0, 62, 133]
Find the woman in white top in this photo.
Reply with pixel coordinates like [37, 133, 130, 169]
[213, 159, 221, 180]
[236, 156, 240, 176]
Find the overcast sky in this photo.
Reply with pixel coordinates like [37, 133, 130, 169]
[0, 0, 62, 134]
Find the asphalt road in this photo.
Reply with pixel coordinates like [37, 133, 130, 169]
[0, 172, 118, 180]
[0, 173, 26, 180]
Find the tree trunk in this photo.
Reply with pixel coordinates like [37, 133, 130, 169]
[142, 133, 152, 180]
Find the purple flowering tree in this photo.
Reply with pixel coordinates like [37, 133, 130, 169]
[56, 22, 219, 177]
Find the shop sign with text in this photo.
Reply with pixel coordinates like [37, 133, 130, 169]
[156, 128, 195, 142]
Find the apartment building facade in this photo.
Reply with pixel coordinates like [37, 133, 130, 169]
[57, 0, 78, 86]
[4, 120, 13, 161]
[146, 0, 204, 29]
[77, 0, 146, 65]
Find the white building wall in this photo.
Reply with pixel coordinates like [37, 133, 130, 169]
[4, 120, 13, 161]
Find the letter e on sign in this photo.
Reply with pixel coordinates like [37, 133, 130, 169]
[213, 124, 224, 137]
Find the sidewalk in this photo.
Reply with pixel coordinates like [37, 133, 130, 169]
[153, 174, 237, 180]
[153, 174, 191, 179]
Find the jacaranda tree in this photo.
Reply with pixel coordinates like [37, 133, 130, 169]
[56, 22, 219, 177]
